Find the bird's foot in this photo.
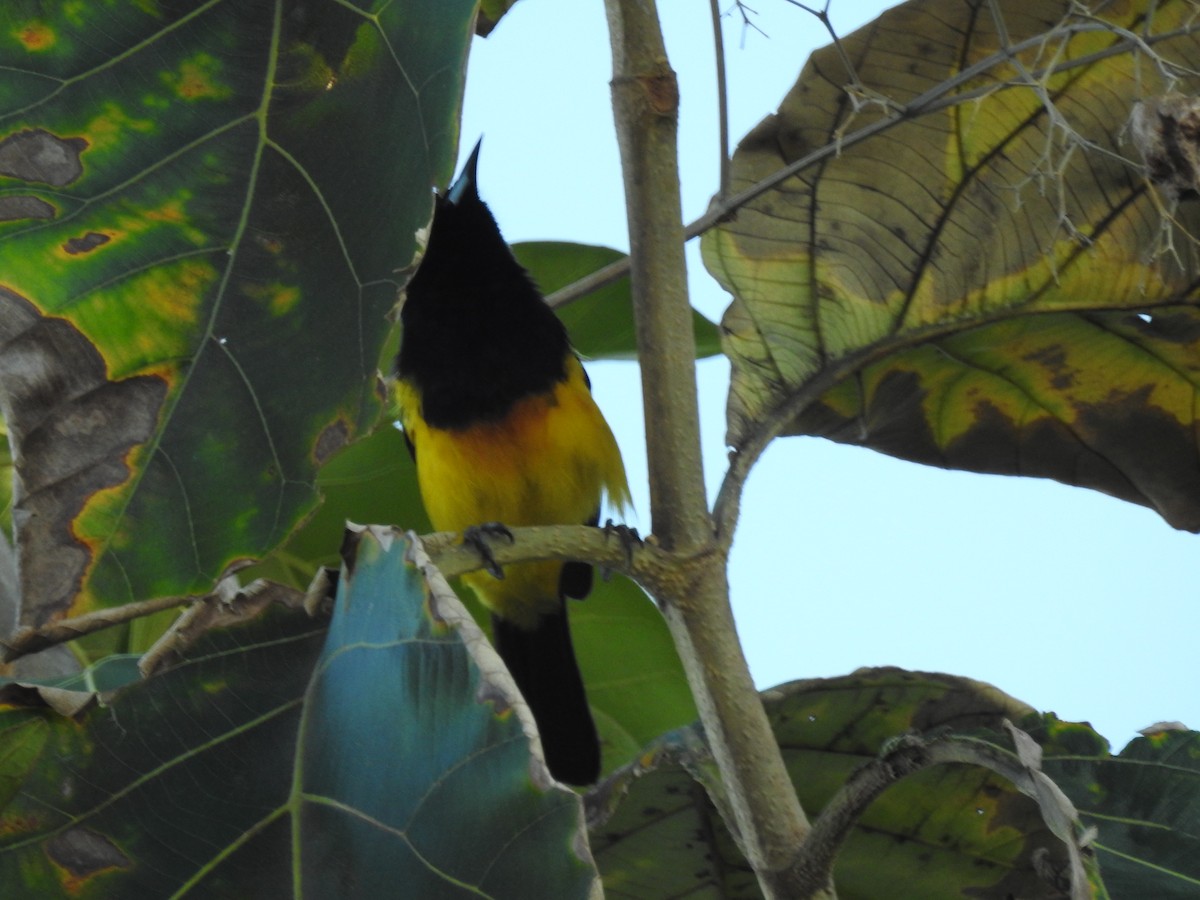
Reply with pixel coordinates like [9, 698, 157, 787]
[603, 520, 642, 570]
[462, 522, 514, 579]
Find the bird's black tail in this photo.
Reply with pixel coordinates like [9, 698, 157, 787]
[491, 606, 600, 786]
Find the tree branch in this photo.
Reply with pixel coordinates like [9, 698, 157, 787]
[603, 1, 831, 897]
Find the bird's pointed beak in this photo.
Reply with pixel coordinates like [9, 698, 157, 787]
[446, 138, 482, 205]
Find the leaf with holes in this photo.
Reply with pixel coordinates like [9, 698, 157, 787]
[703, 0, 1200, 530]
[0, 1, 475, 624]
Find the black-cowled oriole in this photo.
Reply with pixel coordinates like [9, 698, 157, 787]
[393, 143, 629, 786]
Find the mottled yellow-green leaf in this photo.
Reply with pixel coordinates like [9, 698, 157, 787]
[592, 669, 1098, 900]
[0, 1, 476, 622]
[703, 0, 1200, 530]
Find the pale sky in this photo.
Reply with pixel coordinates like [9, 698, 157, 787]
[454, 0, 1198, 750]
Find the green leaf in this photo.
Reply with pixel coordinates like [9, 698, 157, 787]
[572, 575, 697, 771]
[9, 653, 143, 694]
[0, 601, 327, 896]
[702, 0, 1200, 530]
[304, 528, 598, 897]
[514, 241, 722, 360]
[244, 424, 429, 588]
[0, 716, 48, 814]
[0, 529, 598, 897]
[592, 669, 1098, 899]
[1045, 726, 1200, 898]
[0, 1, 476, 623]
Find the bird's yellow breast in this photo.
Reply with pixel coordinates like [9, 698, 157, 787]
[394, 356, 629, 624]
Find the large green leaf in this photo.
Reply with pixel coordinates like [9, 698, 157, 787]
[1045, 727, 1200, 898]
[0, 528, 599, 897]
[571, 575, 697, 773]
[0, 600, 327, 896]
[591, 669, 1101, 899]
[703, 0, 1200, 530]
[0, 1, 475, 624]
[243, 424, 428, 587]
[303, 528, 598, 898]
[513, 241, 722, 360]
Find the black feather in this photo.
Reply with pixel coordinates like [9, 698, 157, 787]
[492, 608, 600, 786]
[396, 149, 570, 429]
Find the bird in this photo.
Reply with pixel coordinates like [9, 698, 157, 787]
[392, 141, 630, 786]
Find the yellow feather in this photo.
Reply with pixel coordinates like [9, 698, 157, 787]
[394, 355, 629, 626]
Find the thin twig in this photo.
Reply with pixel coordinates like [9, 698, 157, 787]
[3, 593, 193, 662]
[710, 0, 731, 203]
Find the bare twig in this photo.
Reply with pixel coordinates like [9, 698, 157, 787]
[728, 2, 767, 49]
[3, 593, 192, 662]
[710, 0, 731, 202]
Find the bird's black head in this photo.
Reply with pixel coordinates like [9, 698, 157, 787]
[395, 141, 571, 429]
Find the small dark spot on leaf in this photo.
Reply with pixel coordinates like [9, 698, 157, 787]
[1022, 343, 1075, 389]
[0, 129, 87, 186]
[1022, 344, 1066, 370]
[314, 417, 349, 465]
[62, 232, 109, 255]
[0, 195, 54, 221]
[641, 806, 663, 817]
[45, 828, 131, 876]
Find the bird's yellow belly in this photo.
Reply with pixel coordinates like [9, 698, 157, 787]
[395, 363, 628, 625]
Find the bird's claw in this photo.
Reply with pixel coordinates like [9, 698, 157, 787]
[603, 519, 641, 571]
[462, 522, 514, 580]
